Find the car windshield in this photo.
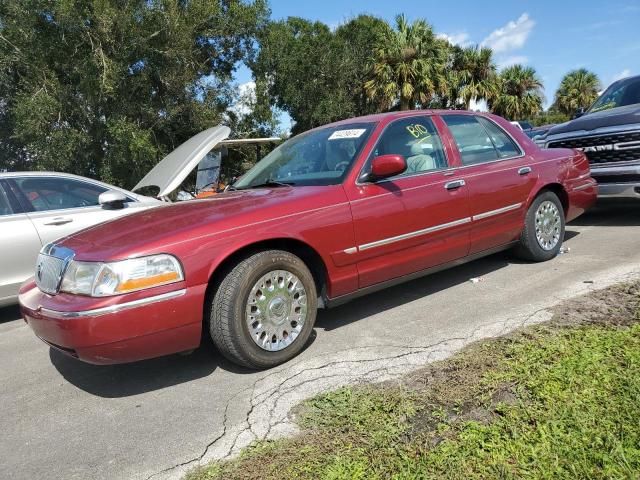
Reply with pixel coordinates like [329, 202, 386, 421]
[233, 123, 375, 189]
[589, 76, 640, 113]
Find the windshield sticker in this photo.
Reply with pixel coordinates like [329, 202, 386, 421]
[328, 129, 367, 140]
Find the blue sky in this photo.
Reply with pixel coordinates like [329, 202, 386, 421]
[235, 0, 640, 124]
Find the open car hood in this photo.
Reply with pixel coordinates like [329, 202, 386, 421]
[133, 125, 231, 198]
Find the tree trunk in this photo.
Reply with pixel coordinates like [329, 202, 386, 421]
[400, 97, 410, 111]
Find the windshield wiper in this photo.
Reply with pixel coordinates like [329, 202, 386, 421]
[244, 179, 295, 189]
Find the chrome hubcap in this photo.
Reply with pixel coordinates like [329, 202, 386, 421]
[535, 200, 561, 250]
[246, 270, 307, 351]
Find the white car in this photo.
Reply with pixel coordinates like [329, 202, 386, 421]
[0, 171, 161, 306]
[0, 126, 280, 306]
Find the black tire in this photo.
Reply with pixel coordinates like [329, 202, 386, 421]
[209, 250, 317, 369]
[513, 191, 565, 262]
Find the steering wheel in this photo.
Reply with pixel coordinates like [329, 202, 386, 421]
[334, 161, 350, 172]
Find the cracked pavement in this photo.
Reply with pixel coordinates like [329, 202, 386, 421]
[1, 201, 639, 480]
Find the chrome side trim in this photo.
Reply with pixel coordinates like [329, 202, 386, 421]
[325, 242, 518, 308]
[472, 203, 522, 221]
[357, 201, 526, 252]
[343, 247, 357, 254]
[359, 217, 471, 251]
[40, 289, 187, 319]
[573, 181, 597, 191]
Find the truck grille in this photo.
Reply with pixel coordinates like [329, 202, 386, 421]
[35, 245, 75, 295]
[547, 131, 640, 165]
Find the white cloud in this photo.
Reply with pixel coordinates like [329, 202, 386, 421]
[612, 69, 632, 83]
[469, 99, 488, 112]
[498, 55, 528, 68]
[481, 13, 535, 53]
[437, 32, 471, 47]
[231, 81, 256, 117]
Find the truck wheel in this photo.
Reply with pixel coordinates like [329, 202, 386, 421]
[209, 250, 317, 369]
[514, 191, 565, 262]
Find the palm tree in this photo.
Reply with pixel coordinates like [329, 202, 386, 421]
[364, 15, 447, 110]
[553, 69, 601, 115]
[490, 65, 544, 120]
[458, 46, 499, 109]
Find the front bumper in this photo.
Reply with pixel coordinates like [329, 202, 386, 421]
[596, 183, 640, 198]
[19, 280, 205, 364]
[591, 163, 640, 199]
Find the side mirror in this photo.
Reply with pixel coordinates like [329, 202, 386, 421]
[99, 190, 128, 209]
[572, 108, 586, 119]
[365, 154, 407, 181]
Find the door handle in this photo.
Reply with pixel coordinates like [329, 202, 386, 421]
[44, 217, 73, 226]
[444, 179, 466, 190]
[518, 166, 532, 175]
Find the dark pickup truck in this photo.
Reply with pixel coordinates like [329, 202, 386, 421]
[538, 74, 640, 198]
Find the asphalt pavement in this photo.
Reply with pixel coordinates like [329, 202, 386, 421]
[1, 201, 639, 480]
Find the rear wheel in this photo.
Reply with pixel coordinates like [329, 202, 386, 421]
[209, 250, 317, 369]
[514, 191, 565, 262]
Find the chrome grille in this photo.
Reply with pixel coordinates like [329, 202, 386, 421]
[547, 131, 640, 165]
[35, 245, 75, 295]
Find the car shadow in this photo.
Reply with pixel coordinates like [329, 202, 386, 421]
[49, 329, 319, 397]
[0, 305, 21, 324]
[569, 200, 640, 227]
[49, 345, 221, 398]
[316, 250, 512, 332]
[563, 229, 580, 242]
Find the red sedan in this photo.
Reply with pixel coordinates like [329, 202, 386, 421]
[19, 111, 597, 368]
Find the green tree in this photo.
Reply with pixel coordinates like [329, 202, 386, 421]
[252, 15, 388, 134]
[553, 68, 601, 115]
[440, 45, 498, 109]
[334, 15, 390, 119]
[458, 46, 498, 109]
[490, 65, 544, 120]
[0, 0, 269, 189]
[365, 14, 447, 111]
[530, 109, 570, 127]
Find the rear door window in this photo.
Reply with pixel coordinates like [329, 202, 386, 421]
[442, 115, 500, 165]
[477, 117, 522, 159]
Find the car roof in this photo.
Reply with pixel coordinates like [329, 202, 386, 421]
[0, 171, 140, 195]
[0, 171, 104, 181]
[312, 109, 491, 130]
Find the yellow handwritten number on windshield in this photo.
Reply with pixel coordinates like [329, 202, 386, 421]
[406, 124, 429, 138]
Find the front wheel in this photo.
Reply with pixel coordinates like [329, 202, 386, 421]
[209, 250, 317, 369]
[514, 191, 565, 262]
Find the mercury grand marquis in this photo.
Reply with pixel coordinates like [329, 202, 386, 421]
[19, 110, 597, 369]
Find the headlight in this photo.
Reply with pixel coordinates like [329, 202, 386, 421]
[60, 254, 184, 297]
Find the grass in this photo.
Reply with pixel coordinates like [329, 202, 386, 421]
[187, 282, 640, 480]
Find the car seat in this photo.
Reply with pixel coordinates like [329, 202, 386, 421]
[406, 142, 436, 173]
